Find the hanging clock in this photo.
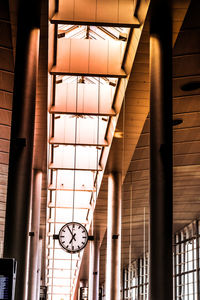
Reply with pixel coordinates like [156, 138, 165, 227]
[58, 222, 88, 253]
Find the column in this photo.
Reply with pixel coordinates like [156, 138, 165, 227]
[106, 172, 122, 300]
[149, 0, 173, 299]
[36, 239, 43, 300]
[92, 240, 100, 300]
[88, 240, 94, 300]
[28, 170, 42, 300]
[88, 239, 100, 300]
[3, 1, 41, 300]
[79, 280, 88, 300]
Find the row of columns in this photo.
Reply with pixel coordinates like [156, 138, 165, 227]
[3, 0, 172, 299]
[79, 0, 173, 299]
[3, 0, 43, 300]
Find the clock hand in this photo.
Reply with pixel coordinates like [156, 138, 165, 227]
[69, 233, 76, 244]
[67, 225, 73, 236]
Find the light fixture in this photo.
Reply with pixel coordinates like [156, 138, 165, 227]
[173, 119, 183, 126]
[114, 131, 123, 138]
[181, 81, 200, 91]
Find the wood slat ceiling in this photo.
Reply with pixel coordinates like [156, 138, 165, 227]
[78, 0, 198, 285]
[96, 0, 200, 285]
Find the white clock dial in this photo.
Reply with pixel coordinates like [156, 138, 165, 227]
[58, 222, 88, 253]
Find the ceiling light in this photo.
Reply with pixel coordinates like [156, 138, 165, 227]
[58, 32, 65, 39]
[56, 79, 62, 84]
[78, 76, 85, 83]
[181, 81, 200, 91]
[173, 119, 183, 126]
[109, 81, 116, 87]
[114, 131, 123, 138]
[119, 33, 128, 41]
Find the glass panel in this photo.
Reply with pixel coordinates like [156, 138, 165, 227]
[49, 190, 92, 207]
[53, 114, 108, 145]
[51, 145, 101, 170]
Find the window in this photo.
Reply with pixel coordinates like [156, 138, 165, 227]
[123, 219, 200, 300]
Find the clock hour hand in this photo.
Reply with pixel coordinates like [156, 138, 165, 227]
[69, 233, 76, 244]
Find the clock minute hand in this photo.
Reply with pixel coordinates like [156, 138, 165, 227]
[67, 225, 73, 236]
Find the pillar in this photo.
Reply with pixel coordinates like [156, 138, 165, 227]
[106, 172, 122, 300]
[88, 239, 100, 300]
[79, 280, 88, 300]
[149, 0, 173, 299]
[88, 239, 94, 300]
[3, 1, 41, 300]
[36, 239, 43, 300]
[92, 240, 100, 300]
[28, 170, 42, 300]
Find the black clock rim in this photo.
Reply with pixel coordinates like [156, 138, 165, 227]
[58, 222, 89, 254]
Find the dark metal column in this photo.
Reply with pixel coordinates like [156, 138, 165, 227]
[3, 1, 41, 300]
[106, 172, 122, 300]
[36, 239, 43, 300]
[92, 240, 100, 300]
[79, 280, 88, 300]
[196, 221, 200, 299]
[149, 0, 173, 299]
[28, 170, 42, 300]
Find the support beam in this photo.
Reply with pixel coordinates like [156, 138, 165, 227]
[28, 170, 43, 300]
[106, 172, 122, 300]
[3, 1, 41, 300]
[149, 1, 173, 299]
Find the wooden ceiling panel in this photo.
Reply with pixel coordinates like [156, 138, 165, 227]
[173, 54, 200, 77]
[173, 95, 200, 114]
[0, 71, 14, 93]
[91, 0, 199, 285]
[0, 91, 12, 110]
[51, 0, 140, 27]
[173, 29, 200, 56]
[51, 39, 126, 77]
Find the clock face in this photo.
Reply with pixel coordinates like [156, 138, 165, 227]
[58, 222, 88, 253]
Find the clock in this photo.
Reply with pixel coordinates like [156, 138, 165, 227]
[58, 222, 88, 253]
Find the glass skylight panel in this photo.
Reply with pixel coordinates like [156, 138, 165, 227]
[57, 24, 129, 42]
[51, 170, 96, 190]
[56, 75, 118, 86]
[51, 145, 102, 170]
[48, 286, 72, 294]
[48, 278, 75, 286]
[48, 11, 131, 299]
[48, 249, 79, 260]
[47, 269, 74, 278]
[49, 207, 88, 223]
[54, 80, 115, 115]
[58, 24, 78, 33]
[50, 295, 71, 300]
[60, 25, 87, 39]
[49, 190, 92, 207]
[48, 259, 77, 269]
[53, 114, 108, 145]
[57, 75, 77, 84]
[102, 26, 129, 38]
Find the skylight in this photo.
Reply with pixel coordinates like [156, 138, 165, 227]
[47, 16, 130, 299]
